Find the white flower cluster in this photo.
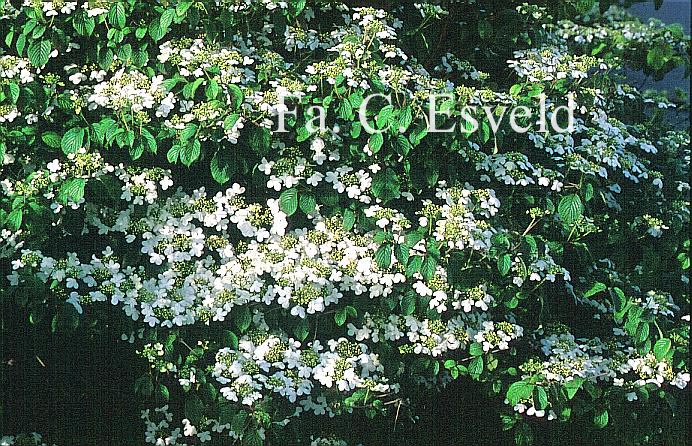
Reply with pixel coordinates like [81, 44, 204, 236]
[558, 12, 689, 53]
[213, 333, 391, 409]
[87, 69, 176, 118]
[529, 329, 689, 390]
[8, 172, 513, 331]
[0, 55, 35, 83]
[459, 146, 565, 191]
[508, 46, 608, 83]
[0, 433, 53, 446]
[157, 39, 256, 85]
[347, 312, 522, 358]
[22, 0, 77, 17]
[141, 405, 229, 446]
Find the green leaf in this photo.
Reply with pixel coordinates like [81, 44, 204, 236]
[405, 255, 423, 278]
[228, 85, 244, 109]
[397, 106, 413, 132]
[58, 178, 86, 203]
[334, 308, 348, 326]
[535, 387, 548, 410]
[563, 377, 584, 400]
[584, 183, 594, 202]
[376, 105, 394, 129]
[420, 256, 436, 281]
[242, 430, 263, 446]
[205, 79, 220, 100]
[61, 128, 85, 154]
[293, 318, 309, 342]
[108, 3, 126, 28]
[249, 126, 271, 155]
[469, 342, 484, 357]
[148, 18, 165, 41]
[183, 78, 204, 99]
[636, 322, 650, 345]
[7, 82, 19, 103]
[594, 408, 609, 429]
[343, 209, 356, 230]
[375, 244, 392, 269]
[42, 131, 62, 149]
[478, 19, 493, 39]
[184, 395, 205, 424]
[400, 292, 416, 316]
[180, 140, 201, 167]
[7, 209, 23, 230]
[497, 254, 511, 276]
[141, 128, 157, 154]
[223, 330, 239, 350]
[28, 40, 51, 67]
[368, 132, 384, 153]
[583, 282, 607, 299]
[167, 145, 181, 163]
[234, 306, 252, 333]
[73, 11, 96, 35]
[157, 384, 170, 401]
[507, 381, 534, 405]
[653, 338, 672, 360]
[279, 188, 298, 216]
[299, 194, 317, 215]
[469, 357, 484, 378]
[211, 151, 232, 184]
[558, 194, 583, 225]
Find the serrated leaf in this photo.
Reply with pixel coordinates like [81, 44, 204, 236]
[61, 128, 85, 154]
[563, 377, 584, 400]
[535, 387, 548, 410]
[299, 194, 316, 215]
[507, 381, 534, 405]
[7, 209, 22, 230]
[211, 151, 232, 184]
[497, 254, 511, 276]
[157, 384, 170, 401]
[594, 408, 609, 429]
[180, 139, 201, 167]
[234, 306, 251, 333]
[397, 106, 413, 132]
[469, 342, 484, 357]
[375, 244, 392, 269]
[406, 255, 423, 277]
[184, 395, 205, 424]
[108, 3, 126, 28]
[653, 338, 671, 360]
[293, 318, 309, 341]
[279, 188, 298, 216]
[167, 145, 181, 163]
[636, 322, 650, 345]
[584, 282, 607, 299]
[28, 40, 51, 67]
[343, 208, 356, 230]
[334, 308, 348, 326]
[376, 105, 394, 129]
[469, 357, 484, 378]
[420, 256, 436, 280]
[58, 178, 86, 203]
[400, 292, 416, 316]
[228, 84, 244, 109]
[368, 132, 384, 153]
[558, 194, 583, 225]
[42, 131, 62, 149]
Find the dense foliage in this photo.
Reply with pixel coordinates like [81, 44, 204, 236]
[0, 1, 689, 445]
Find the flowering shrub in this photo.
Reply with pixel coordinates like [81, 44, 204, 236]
[0, 1, 689, 445]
